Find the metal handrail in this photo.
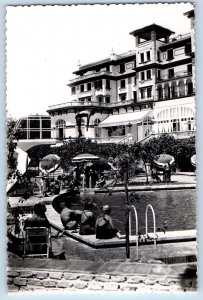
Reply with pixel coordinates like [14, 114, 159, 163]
[129, 205, 139, 259]
[145, 204, 157, 247]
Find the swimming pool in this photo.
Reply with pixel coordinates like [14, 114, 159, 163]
[54, 189, 196, 235]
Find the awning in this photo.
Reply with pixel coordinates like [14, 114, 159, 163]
[99, 110, 151, 127]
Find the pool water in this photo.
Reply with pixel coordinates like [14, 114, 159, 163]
[63, 189, 196, 235]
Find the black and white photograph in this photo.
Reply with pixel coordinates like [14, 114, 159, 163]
[5, 1, 197, 294]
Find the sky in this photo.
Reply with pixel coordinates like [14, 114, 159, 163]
[6, 2, 194, 119]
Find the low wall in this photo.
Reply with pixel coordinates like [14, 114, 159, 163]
[7, 268, 197, 293]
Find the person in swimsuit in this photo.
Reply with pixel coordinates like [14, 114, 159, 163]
[79, 201, 96, 235]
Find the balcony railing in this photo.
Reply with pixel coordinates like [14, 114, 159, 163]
[156, 90, 195, 101]
[156, 71, 192, 82]
[69, 70, 111, 84]
[169, 33, 191, 43]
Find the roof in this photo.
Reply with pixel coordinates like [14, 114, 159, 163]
[129, 24, 175, 39]
[99, 110, 150, 127]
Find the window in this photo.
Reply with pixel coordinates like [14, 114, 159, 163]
[141, 71, 145, 81]
[106, 79, 111, 89]
[140, 53, 144, 63]
[95, 80, 102, 89]
[87, 97, 91, 102]
[120, 79, 126, 88]
[134, 59, 136, 69]
[167, 49, 174, 60]
[87, 82, 91, 90]
[106, 65, 110, 72]
[147, 87, 152, 98]
[185, 43, 192, 55]
[140, 89, 145, 99]
[157, 70, 161, 80]
[120, 94, 126, 101]
[146, 51, 151, 61]
[71, 86, 76, 94]
[157, 51, 161, 61]
[80, 84, 84, 92]
[42, 119, 51, 129]
[187, 64, 192, 75]
[106, 96, 110, 103]
[98, 96, 103, 103]
[30, 120, 40, 129]
[146, 70, 151, 80]
[134, 76, 137, 85]
[119, 63, 125, 73]
[168, 68, 174, 79]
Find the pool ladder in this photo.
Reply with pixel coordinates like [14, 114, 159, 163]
[129, 204, 157, 259]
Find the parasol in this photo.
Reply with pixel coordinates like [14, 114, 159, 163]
[72, 153, 99, 163]
[40, 154, 60, 174]
[154, 154, 175, 167]
[190, 154, 196, 167]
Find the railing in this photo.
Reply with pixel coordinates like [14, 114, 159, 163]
[48, 101, 111, 110]
[69, 70, 111, 84]
[169, 33, 191, 43]
[145, 204, 157, 247]
[139, 130, 195, 144]
[155, 91, 195, 101]
[129, 205, 139, 260]
[156, 71, 192, 82]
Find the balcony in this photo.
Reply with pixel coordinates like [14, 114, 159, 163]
[156, 90, 195, 101]
[156, 71, 192, 82]
[169, 33, 191, 43]
[69, 70, 111, 84]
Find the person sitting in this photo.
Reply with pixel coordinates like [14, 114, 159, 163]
[95, 205, 124, 239]
[60, 203, 82, 231]
[79, 201, 96, 235]
[24, 203, 50, 229]
[95, 175, 106, 188]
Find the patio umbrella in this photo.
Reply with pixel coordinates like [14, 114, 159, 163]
[40, 154, 60, 174]
[72, 153, 99, 163]
[191, 154, 196, 167]
[154, 154, 175, 167]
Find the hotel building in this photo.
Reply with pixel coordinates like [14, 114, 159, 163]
[47, 9, 195, 144]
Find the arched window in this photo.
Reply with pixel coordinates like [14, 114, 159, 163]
[55, 119, 66, 139]
[94, 118, 101, 138]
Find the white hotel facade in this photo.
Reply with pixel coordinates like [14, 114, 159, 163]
[47, 10, 195, 144]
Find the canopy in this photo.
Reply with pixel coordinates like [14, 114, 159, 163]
[99, 110, 150, 127]
[154, 154, 175, 167]
[72, 153, 99, 163]
[191, 154, 196, 167]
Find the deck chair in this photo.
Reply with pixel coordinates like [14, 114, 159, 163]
[23, 227, 52, 258]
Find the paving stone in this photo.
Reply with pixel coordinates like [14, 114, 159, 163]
[127, 276, 143, 284]
[79, 274, 95, 281]
[42, 280, 57, 288]
[103, 283, 119, 291]
[13, 278, 27, 286]
[57, 280, 72, 288]
[111, 275, 126, 283]
[144, 278, 156, 285]
[64, 273, 79, 280]
[72, 281, 88, 289]
[36, 272, 48, 280]
[27, 278, 42, 287]
[7, 271, 20, 278]
[95, 275, 110, 282]
[7, 278, 13, 285]
[120, 284, 137, 291]
[20, 271, 34, 278]
[88, 283, 103, 290]
[49, 272, 63, 280]
[8, 285, 20, 292]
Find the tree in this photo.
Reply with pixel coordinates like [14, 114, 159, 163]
[7, 117, 18, 178]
